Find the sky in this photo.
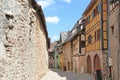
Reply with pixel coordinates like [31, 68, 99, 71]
[36, 0, 90, 42]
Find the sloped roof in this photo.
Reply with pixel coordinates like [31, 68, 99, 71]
[62, 17, 86, 45]
[60, 32, 68, 44]
[48, 41, 57, 52]
[83, 0, 97, 15]
[65, 31, 72, 42]
[55, 40, 60, 47]
[62, 22, 79, 44]
[70, 22, 80, 41]
[71, 22, 79, 31]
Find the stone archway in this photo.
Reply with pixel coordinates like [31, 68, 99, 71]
[87, 55, 92, 74]
[94, 54, 102, 80]
[94, 54, 101, 70]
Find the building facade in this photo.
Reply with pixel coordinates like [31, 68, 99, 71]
[72, 30, 80, 73]
[48, 42, 57, 68]
[62, 35, 72, 71]
[0, 0, 49, 80]
[78, 18, 86, 73]
[83, 0, 108, 79]
[109, 1, 120, 80]
[54, 41, 61, 69]
[59, 49, 64, 70]
[59, 32, 68, 70]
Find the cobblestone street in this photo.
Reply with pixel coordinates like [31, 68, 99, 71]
[51, 69, 95, 80]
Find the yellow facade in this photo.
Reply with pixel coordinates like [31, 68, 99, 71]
[83, 0, 108, 79]
[84, 0, 108, 52]
[59, 52, 64, 70]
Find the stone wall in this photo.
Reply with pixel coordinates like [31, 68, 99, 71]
[109, 4, 119, 80]
[0, 0, 48, 80]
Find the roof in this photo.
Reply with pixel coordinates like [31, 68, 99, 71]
[62, 21, 81, 44]
[70, 22, 80, 41]
[48, 41, 57, 52]
[60, 32, 68, 44]
[82, 0, 98, 15]
[72, 22, 79, 31]
[62, 17, 86, 45]
[55, 40, 60, 47]
[62, 31, 71, 44]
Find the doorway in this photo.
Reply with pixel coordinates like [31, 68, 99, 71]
[87, 55, 92, 74]
[94, 54, 102, 80]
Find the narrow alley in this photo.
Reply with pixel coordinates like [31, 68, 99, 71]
[51, 69, 95, 80]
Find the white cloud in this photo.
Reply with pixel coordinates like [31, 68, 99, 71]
[37, 0, 54, 8]
[46, 16, 60, 24]
[62, 0, 71, 3]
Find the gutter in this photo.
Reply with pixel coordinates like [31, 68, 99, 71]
[100, 0, 104, 51]
[100, 0, 109, 79]
[107, 1, 110, 57]
[107, 0, 110, 79]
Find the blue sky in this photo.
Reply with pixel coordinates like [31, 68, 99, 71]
[36, 0, 90, 42]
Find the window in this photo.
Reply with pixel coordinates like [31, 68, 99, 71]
[56, 56, 58, 59]
[111, 26, 114, 34]
[95, 32, 97, 41]
[98, 3, 101, 12]
[92, 4, 100, 19]
[57, 48, 59, 52]
[81, 41, 85, 48]
[94, 7, 98, 16]
[97, 29, 100, 40]
[88, 35, 92, 44]
[95, 30, 100, 41]
[92, 10, 95, 18]
[87, 15, 91, 24]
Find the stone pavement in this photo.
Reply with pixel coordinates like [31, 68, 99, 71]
[51, 69, 95, 80]
[41, 69, 66, 80]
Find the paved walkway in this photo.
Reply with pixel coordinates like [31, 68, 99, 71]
[51, 69, 95, 80]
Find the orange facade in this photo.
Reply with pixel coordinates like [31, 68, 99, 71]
[84, 0, 108, 52]
[83, 0, 108, 80]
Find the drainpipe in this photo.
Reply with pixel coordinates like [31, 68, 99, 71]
[100, 0, 109, 79]
[107, 0, 110, 80]
[100, 0, 103, 51]
[108, 0, 110, 58]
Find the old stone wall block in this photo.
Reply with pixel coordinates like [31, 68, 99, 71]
[0, 0, 65, 80]
[4, 10, 14, 20]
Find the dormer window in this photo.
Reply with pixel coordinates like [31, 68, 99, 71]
[72, 29, 75, 34]
[72, 29, 77, 34]
[81, 25, 83, 30]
